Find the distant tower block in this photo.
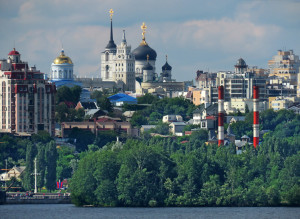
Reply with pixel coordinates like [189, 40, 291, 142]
[253, 86, 259, 148]
[218, 86, 224, 146]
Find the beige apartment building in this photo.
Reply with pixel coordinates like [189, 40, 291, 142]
[0, 49, 56, 136]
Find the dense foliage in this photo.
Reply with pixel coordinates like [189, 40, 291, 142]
[70, 109, 300, 207]
[0, 132, 76, 192]
[70, 133, 300, 207]
[130, 96, 197, 127]
[56, 86, 82, 104]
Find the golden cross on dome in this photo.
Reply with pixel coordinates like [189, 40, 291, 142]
[166, 55, 168, 61]
[141, 22, 147, 39]
[109, 9, 114, 20]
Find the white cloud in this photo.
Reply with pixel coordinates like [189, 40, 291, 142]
[0, 0, 299, 82]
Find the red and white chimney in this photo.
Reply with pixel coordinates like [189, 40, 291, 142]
[218, 86, 224, 146]
[253, 86, 259, 148]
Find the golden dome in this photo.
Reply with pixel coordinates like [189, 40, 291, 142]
[53, 50, 73, 64]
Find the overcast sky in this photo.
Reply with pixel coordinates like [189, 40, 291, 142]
[0, 0, 299, 81]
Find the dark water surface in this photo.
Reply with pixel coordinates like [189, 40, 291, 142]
[0, 204, 299, 219]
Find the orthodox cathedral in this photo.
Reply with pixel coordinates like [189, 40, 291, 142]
[49, 49, 82, 88]
[101, 9, 178, 93]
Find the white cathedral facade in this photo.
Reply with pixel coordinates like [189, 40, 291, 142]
[101, 10, 173, 92]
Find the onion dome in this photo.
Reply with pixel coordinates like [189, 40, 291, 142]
[143, 62, 153, 71]
[53, 49, 73, 64]
[8, 48, 20, 55]
[133, 44, 157, 61]
[132, 22, 157, 61]
[162, 55, 172, 71]
[235, 58, 247, 68]
[142, 55, 153, 70]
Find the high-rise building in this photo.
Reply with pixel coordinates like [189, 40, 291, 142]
[0, 48, 56, 136]
[268, 50, 300, 81]
[268, 50, 300, 96]
[217, 59, 267, 101]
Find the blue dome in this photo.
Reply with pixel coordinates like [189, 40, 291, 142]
[132, 44, 157, 61]
[162, 61, 172, 71]
[235, 58, 247, 68]
[143, 62, 153, 71]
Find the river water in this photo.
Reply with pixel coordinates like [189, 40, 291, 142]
[0, 204, 299, 219]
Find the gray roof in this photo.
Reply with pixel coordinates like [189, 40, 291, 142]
[141, 125, 156, 129]
[170, 122, 186, 126]
[241, 135, 250, 139]
[235, 140, 248, 147]
[85, 109, 101, 116]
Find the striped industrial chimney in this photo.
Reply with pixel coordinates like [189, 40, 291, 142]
[253, 86, 259, 148]
[218, 86, 224, 146]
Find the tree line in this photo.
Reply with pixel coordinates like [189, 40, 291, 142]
[70, 107, 300, 207]
[70, 132, 300, 207]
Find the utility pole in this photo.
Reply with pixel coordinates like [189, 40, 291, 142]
[5, 159, 7, 190]
[32, 157, 40, 194]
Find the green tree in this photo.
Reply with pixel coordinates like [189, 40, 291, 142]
[45, 141, 58, 192]
[91, 90, 103, 99]
[76, 108, 85, 121]
[94, 150, 120, 206]
[137, 93, 159, 104]
[245, 104, 250, 113]
[56, 86, 73, 104]
[32, 131, 52, 144]
[36, 142, 46, 191]
[151, 122, 170, 135]
[69, 128, 95, 152]
[70, 86, 82, 103]
[70, 152, 99, 206]
[279, 152, 300, 205]
[55, 103, 69, 123]
[56, 146, 75, 180]
[97, 97, 113, 112]
[116, 141, 171, 206]
[149, 112, 162, 122]
[23, 142, 36, 191]
[130, 112, 148, 127]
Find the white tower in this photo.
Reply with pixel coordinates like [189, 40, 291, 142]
[114, 30, 136, 91]
[101, 9, 117, 81]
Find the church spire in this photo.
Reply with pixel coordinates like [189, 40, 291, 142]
[106, 9, 116, 50]
[122, 30, 127, 43]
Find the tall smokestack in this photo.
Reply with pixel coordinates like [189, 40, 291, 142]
[253, 86, 259, 148]
[218, 86, 224, 146]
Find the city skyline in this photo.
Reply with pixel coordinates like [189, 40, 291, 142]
[0, 0, 299, 81]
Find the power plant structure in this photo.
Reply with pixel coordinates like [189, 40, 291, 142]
[218, 86, 224, 146]
[253, 85, 259, 148]
[217, 85, 260, 148]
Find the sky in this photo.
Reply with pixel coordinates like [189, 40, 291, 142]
[0, 0, 299, 82]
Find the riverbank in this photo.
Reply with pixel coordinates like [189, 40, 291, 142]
[5, 193, 71, 204]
